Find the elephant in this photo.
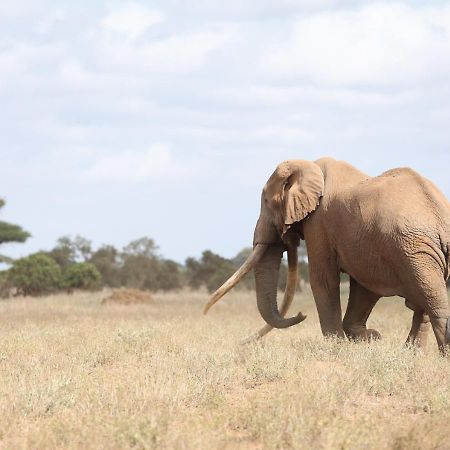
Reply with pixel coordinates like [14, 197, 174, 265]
[203, 158, 450, 353]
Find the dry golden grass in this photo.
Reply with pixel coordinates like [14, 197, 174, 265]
[1, 287, 450, 449]
[102, 288, 154, 305]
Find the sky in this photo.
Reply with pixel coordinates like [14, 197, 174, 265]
[1, 0, 450, 264]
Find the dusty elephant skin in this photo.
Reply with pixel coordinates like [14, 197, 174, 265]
[204, 157, 450, 353]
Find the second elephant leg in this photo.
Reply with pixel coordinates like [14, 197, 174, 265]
[343, 278, 381, 341]
[405, 300, 431, 349]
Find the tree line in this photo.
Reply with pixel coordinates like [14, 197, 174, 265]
[0, 199, 309, 297]
[0, 235, 309, 297]
[0, 234, 311, 297]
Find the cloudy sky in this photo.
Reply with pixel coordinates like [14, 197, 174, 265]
[1, 0, 450, 263]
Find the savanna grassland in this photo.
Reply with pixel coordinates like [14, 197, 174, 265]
[1, 288, 450, 450]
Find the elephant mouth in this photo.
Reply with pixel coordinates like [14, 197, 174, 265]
[203, 240, 306, 337]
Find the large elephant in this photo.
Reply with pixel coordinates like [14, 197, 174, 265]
[204, 158, 450, 353]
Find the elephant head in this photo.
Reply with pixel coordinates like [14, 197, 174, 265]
[204, 160, 324, 330]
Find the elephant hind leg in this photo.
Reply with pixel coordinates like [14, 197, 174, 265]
[404, 301, 431, 349]
[408, 275, 450, 354]
[343, 278, 381, 341]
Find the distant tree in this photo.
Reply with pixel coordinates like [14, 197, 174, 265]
[118, 237, 181, 291]
[0, 198, 30, 263]
[47, 235, 92, 269]
[9, 253, 62, 296]
[63, 262, 101, 291]
[46, 237, 74, 269]
[156, 259, 183, 291]
[120, 254, 158, 290]
[186, 250, 237, 293]
[120, 238, 158, 290]
[72, 235, 92, 261]
[89, 245, 121, 287]
[122, 237, 158, 259]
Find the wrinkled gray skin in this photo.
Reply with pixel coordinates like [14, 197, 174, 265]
[252, 158, 450, 353]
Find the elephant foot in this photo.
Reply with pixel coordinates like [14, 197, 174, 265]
[346, 328, 381, 342]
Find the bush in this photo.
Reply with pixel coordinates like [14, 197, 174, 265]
[63, 262, 102, 291]
[9, 253, 62, 296]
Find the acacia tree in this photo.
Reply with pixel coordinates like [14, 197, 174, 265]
[0, 199, 30, 263]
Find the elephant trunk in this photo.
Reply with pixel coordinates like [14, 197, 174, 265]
[254, 244, 304, 339]
[254, 242, 306, 329]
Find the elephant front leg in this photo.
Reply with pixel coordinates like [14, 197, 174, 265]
[309, 269, 344, 338]
[405, 300, 431, 349]
[343, 278, 381, 341]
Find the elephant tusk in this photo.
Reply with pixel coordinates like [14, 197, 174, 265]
[203, 244, 268, 315]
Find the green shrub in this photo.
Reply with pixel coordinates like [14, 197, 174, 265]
[63, 262, 101, 291]
[9, 253, 63, 296]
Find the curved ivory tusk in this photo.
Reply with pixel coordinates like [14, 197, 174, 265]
[244, 244, 304, 343]
[203, 244, 268, 315]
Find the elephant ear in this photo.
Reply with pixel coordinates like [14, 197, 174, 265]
[269, 161, 324, 236]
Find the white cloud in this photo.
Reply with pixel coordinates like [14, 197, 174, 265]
[83, 145, 172, 182]
[0, 41, 63, 80]
[59, 59, 92, 86]
[94, 26, 236, 74]
[213, 84, 420, 108]
[81, 145, 212, 183]
[263, 3, 450, 86]
[174, 123, 314, 145]
[101, 3, 165, 40]
[0, 1, 41, 20]
[169, 0, 339, 17]
[36, 8, 65, 35]
[32, 117, 94, 142]
[57, 60, 152, 99]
